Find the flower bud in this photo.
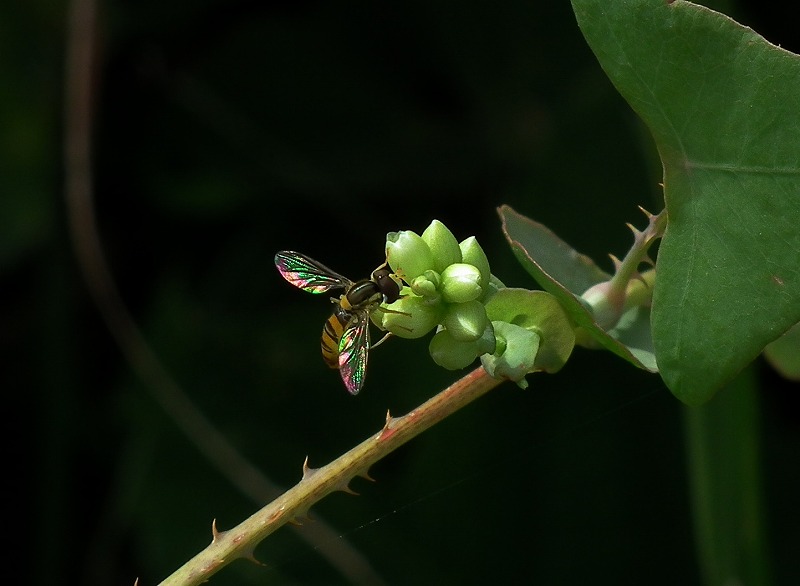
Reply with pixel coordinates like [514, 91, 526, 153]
[378, 293, 442, 339]
[581, 280, 624, 330]
[440, 263, 483, 303]
[410, 270, 441, 301]
[428, 322, 495, 370]
[441, 300, 489, 342]
[386, 230, 435, 282]
[459, 237, 491, 299]
[429, 330, 477, 370]
[422, 220, 462, 272]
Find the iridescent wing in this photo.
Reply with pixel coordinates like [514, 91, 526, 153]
[338, 311, 371, 395]
[274, 251, 352, 294]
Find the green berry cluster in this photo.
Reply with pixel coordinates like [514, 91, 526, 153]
[376, 220, 576, 389]
[375, 220, 499, 370]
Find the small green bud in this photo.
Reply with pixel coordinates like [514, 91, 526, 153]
[429, 322, 495, 370]
[383, 223, 503, 375]
[440, 263, 482, 303]
[410, 270, 441, 300]
[459, 237, 491, 299]
[386, 230, 435, 282]
[379, 292, 442, 339]
[429, 330, 477, 370]
[441, 300, 489, 342]
[581, 280, 624, 330]
[422, 220, 462, 272]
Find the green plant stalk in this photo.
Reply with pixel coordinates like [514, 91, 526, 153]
[608, 209, 666, 300]
[159, 366, 504, 585]
[684, 365, 771, 586]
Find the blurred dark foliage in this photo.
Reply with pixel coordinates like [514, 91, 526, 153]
[3, 1, 798, 585]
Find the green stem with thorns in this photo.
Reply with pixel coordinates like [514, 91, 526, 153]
[158, 366, 504, 585]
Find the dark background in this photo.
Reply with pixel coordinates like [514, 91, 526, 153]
[4, 1, 799, 584]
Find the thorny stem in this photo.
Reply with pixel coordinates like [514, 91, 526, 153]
[609, 208, 666, 298]
[159, 366, 504, 585]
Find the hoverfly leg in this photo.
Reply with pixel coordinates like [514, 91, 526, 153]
[379, 306, 410, 316]
[371, 332, 393, 349]
[373, 305, 413, 337]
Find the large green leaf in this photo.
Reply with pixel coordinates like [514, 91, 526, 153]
[572, 0, 800, 404]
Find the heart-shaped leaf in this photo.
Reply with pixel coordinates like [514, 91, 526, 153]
[572, 0, 800, 404]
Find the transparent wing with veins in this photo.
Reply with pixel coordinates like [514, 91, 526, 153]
[274, 250, 353, 293]
[338, 311, 371, 394]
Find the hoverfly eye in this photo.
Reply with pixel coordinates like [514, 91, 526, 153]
[373, 269, 401, 303]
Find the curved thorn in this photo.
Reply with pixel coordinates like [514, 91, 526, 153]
[302, 456, 316, 480]
[243, 551, 267, 567]
[211, 518, 223, 542]
[339, 482, 360, 496]
[608, 253, 623, 272]
[626, 223, 645, 241]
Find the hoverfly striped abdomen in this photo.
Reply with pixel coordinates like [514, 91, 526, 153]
[321, 304, 353, 369]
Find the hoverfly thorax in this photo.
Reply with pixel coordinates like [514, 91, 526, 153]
[339, 266, 402, 313]
[339, 279, 384, 313]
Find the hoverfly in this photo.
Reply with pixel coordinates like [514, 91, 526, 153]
[274, 250, 404, 394]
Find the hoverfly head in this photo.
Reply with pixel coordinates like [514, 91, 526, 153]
[372, 267, 403, 304]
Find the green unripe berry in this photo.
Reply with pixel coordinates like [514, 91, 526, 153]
[581, 280, 624, 330]
[422, 220, 462, 272]
[459, 237, 491, 300]
[386, 230, 435, 282]
[429, 330, 477, 370]
[429, 323, 496, 370]
[440, 263, 483, 303]
[410, 270, 441, 300]
[441, 300, 489, 342]
[379, 293, 442, 339]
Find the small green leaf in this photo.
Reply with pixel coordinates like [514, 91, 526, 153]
[481, 322, 540, 388]
[572, 0, 800, 404]
[498, 205, 657, 372]
[498, 204, 610, 295]
[483, 288, 576, 374]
